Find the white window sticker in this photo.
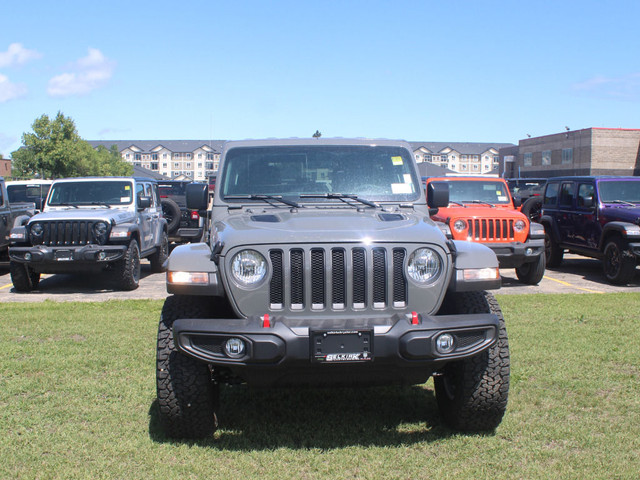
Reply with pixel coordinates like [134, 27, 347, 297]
[392, 183, 413, 194]
[403, 174, 412, 183]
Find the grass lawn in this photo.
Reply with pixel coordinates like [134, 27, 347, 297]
[1, 294, 639, 479]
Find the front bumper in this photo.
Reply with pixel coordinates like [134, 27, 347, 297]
[173, 312, 499, 387]
[486, 237, 545, 268]
[9, 244, 127, 269]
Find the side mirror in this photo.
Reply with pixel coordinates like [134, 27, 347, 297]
[582, 196, 594, 208]
[138, 196, 152, 210]
[427, 182, 449, 208]
[512, 195, 522, 208]
[186, 183, 209, 211]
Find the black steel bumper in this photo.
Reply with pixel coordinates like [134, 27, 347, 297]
[9, 244, 127, 267]
[487, 237, 545, 268]
[173, 312, 499, 387]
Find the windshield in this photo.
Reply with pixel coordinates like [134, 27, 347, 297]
[219, 145, 420, 202]
[47, 181, 134, 206]
[598, 180, 640, 203]
[7, 184, 51, 203]
[445, 180, 512, 205]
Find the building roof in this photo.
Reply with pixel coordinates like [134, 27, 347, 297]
[133, 165, 171, 180]
[409, 141, 515, 154]
[89, 140, 226, 153]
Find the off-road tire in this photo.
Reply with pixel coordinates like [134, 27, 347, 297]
[156, 295, 219, 439]
[603, 236, 636, 285]
[112, 239, 141, 290]
[161, 198, 181, 233]
[515, 253, 545, 285]
[434, 291, 510, 431]
[149, 231, 169, 273]
[10, 262, 40, 292]
[544, 230, 564, 268]
[521, 197, 543, 223]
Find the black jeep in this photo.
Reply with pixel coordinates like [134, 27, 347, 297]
[540, 176, 640, 284]
[158, 180, 205, 244]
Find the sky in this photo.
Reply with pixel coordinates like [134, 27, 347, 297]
[1, 0, 639, 157]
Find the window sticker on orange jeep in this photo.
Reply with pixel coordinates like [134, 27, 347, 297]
[498, 196, 508, 201]
[403, 174, 412, 183]
[391, 156, 403, 166]
[392, 183, 413, 194]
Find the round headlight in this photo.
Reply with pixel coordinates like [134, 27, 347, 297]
[30, 223, 44, 236]
[453, 219, 467, 232]
[231, 250, 267, 286]
[407, 248, 442, 284]
[93, 221, 108, 236]
[514, 220, 526, 232]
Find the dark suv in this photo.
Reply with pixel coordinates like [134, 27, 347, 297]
[158, 181, 205, 244]
[540, 176, 640, 284]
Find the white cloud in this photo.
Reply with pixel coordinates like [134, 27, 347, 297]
[0, 74, 27, 102]
[572, 73, 640, 101]
[47, 48, 115, 97]
[0, 43, 42, 68]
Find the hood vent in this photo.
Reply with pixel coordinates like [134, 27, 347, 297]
[378, 213, 405, 222]
[250, 214, 281, 223]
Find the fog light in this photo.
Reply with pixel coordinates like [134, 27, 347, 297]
[436, 333, 455, 354]
[224, 338, 246, 358]
[24, 252, 32, 261]
[98, 251, 107, 260]
[525, 247, 533, 255]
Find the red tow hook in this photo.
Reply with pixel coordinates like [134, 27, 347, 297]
[411, 311, 419, 325]
[262, 314, 271, 328]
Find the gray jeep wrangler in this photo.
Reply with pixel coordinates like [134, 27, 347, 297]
[9, 176, 169, 291]
[157, 139, 510, 438]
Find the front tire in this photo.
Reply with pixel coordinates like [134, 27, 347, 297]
[434, 291, 510, 431]
[156, 295, 219, 439]
[602, 237, 636, 285]
[10, 262, 40, 292]
[149, 231, 169, 273]
[544, 230, 564, 268]
[515, 253, 545, 285]
[112, 239, 141, 290]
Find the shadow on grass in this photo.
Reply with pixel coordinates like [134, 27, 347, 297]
[148, 384, 468, 450]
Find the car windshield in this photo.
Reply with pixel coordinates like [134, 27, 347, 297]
[47, 181, 134, 206]
[445, 180, 512, 205]
[219, 145, 420, 202]
[598, 180, 640, 203]
[7, 184, 51, 203]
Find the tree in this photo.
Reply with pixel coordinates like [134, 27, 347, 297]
[11, 112, 132, 178]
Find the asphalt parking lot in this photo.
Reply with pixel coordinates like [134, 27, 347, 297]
[0, 254, 638, 303]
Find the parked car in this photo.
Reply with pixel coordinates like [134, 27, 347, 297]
[158, 180, 205, 244]
[6, 179, 52, 212]
[425, 176, 546, 285]
[507, 178, 547, 223]
[0, 177, 36, 267]
[155, 138, 509, 439]
[540, 176, 640, 284]
[9, 176, 169, 291]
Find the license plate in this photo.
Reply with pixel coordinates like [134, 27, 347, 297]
[55, 250, 73, 261]
[311, 330, 373, 363]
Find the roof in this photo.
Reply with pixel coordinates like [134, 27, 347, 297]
[133, 165, 170, 180]
[409, 141, 515, 155]
[89, 140, 226, 153]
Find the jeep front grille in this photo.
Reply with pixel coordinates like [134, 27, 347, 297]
[268, 246, 407, 311]
[466, 218, 515, 242]
[31, 221, 105, 246]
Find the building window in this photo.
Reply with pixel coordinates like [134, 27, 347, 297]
[185, 162, 191, 169]
[461, 164, 468, 170]
[524, 153, 532, 166]
[174, 162, 180, 168]
[163, 153, 167, 159]
[542, 150, 551, 166]
[151, 162, 158, 170]
[562, 148, 573, 164]
[152, 154, 158, 160]
[206, 162, 214, 170]
[472, 164, 479, 171]
[207, 153, 214, 160]
[493, 155, 499, 164]
[162, 163, 167, 168]
[134, 154, 141, 161]
[186, 153, 191, 159]
[174, 153, 180, 158]
[198, 153, 202, 158]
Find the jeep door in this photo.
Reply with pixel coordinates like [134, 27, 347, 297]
[136, 182, 157, 251]
[573, 182, 599, 249]
[0, 185, 9, 248]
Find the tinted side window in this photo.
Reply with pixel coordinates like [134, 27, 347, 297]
[543, 182, 559, 206]
[559, 183, 574, 207]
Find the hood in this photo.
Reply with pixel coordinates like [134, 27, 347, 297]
[28, 208, 136, 225]
[434, 205, 527, 222]
[214, 207, 446, 249]
[601, 204, 640, 224]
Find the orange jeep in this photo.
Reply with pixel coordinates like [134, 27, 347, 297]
[426, 176, 546, 285]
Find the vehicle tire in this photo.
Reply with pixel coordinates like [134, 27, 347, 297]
[10, 262, 40, 292]
[149, 231, 169, 273]
[156, 295, 219, 439]
[515, 253, 545, 285]
[434, 291, 510, 432]
[161, 198, 181, 234]
[521, 197, 543, 223]
[544, 229, 563, 268]
[602, 237, 636, 285]
[112, 239, 141, 290]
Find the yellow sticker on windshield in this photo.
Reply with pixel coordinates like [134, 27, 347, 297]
[124, 185, 131, 190]
[391, 156, 403, 166]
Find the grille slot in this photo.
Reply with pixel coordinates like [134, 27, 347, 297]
[467, 218, 515, 241]
[268, 246, 407, 312]
[36, 221, 102, 246]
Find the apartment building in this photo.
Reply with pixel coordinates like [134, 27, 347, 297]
[410, 142, 514, 175]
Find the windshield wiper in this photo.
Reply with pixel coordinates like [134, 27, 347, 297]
[610, 200, 637, 206]
[90, 202, 112, 208]
[52, 203, 79, 208]
[463, 200, 496, 207]
[224, 194, 301, 208]
[299, 193, 381, 209]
